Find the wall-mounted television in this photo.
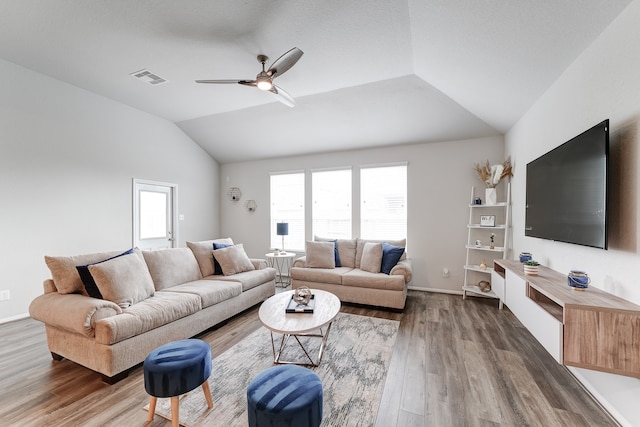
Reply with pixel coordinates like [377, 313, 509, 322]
[525, 119, 609, 249]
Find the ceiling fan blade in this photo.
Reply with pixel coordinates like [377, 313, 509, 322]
[195, 79, 252, 84]
[270, 84, 296, 107]
[267, 47, 303, 78]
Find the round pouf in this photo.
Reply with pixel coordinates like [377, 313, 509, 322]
[144, 339, 212, 398]
[247, 365, 323, 427]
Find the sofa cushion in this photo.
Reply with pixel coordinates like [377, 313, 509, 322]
[142, 248, 203, 291]
[315, 236, 357, 268]
[342, 269, 406, 291]
[381, 242, 405, 275]
[94, 291, 202, 345]
[291, 266, 352, 285]
[76, 248, 134, 299]
[212, 242, 233, 274]
[205, 267, 276, 291]
[158, 280, 242, 308]
[45, 249, 130, 295]
[187, 238, 234, 277]
[88, 252, 155, 309]
[305, 241, 335, 268]
[355, 238, 406, 269]
[360, 242, 383, 273]
[213, 244, 255, 276]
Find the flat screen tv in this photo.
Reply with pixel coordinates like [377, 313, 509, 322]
[525, 119, 609, 249]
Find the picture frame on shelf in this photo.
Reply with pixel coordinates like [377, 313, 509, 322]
[480, 215, 496, 227]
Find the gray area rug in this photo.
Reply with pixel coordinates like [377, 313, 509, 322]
[144, 312, 399, 426]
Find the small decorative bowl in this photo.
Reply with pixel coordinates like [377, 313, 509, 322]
[293, 286, 313, 305]
[568, 270, 590, 290]
[519, 252, 532, 263]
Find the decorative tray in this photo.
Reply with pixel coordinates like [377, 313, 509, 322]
[285, 294, 315, 313]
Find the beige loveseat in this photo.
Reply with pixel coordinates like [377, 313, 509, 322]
[290, 238, 412, 310]
[29, 239, 276, 383]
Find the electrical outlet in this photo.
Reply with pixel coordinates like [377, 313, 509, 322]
[442, 268, 450, 278]
[0, 290, 10, 301]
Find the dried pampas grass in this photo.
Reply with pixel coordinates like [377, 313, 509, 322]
[474, 157, 513, 188]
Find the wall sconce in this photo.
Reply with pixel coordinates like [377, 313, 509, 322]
[277, 222, 288, 251]
[246, 200, 257, 212]
[227, 187, 242, 202]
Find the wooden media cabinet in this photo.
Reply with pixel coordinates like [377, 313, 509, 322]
[494, 259, 640, 378]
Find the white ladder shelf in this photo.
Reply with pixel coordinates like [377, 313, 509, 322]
[462, 183, 511, 309]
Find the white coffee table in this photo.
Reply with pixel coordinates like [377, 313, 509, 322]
[258, 289, 341, 366]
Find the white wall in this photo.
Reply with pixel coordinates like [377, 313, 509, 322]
[220, 136, 504, 292]
[0, 58, 220, 322]
[505, 1, 640, 425]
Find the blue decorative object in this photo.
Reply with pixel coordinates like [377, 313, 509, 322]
[381, 242, 405, 275]
[474, 197, 482, 205]
[519, 252, 532, 263]
[144, 339, 213, 425]
[329, 239, 341, 267]
[247, 365, 323, 427]
[568, 270, 590, 290]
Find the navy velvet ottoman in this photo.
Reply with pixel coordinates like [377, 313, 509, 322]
[143, 339, 213, 427]
[247, 364, 323, 427]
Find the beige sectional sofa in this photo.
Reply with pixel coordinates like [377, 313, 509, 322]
[290, 238, 412, 310]
[29, 239, 276, 383]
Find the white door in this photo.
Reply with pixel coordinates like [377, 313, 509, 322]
[133, 180, 177, 250]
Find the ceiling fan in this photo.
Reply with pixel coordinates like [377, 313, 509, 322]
[196, 47, 303, 107]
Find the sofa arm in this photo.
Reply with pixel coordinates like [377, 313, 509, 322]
[29, 292, 122, 337]
[390, 258, 413, 284]
[292, 256, 306, 268]
[250, 258, 268, 270]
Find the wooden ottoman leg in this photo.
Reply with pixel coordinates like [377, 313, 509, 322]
[170, 396, 180, 427]
[147, 397, 157, 422]
[202, 381, 214, 409]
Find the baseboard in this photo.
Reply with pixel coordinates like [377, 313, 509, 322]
[0, 313, 30, 325]
[568, 367, 636, 427]
[407, 285, 462, 295]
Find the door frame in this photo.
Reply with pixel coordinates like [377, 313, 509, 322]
[132, 178, 179, 249]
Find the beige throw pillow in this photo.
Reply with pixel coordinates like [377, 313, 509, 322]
[45, 250, 129, 295]
[305, 241, 335, 269]
[187, 238, 234, 277]
[88, 252, 155, 309]
[212, 244, 255, 276]
[360, 242, 383, 273]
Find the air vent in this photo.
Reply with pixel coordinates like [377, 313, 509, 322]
[129, 69, 168, 85]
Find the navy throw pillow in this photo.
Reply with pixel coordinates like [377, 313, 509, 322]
[213, 242, 232, 275]
[76, 248, 135, 299]
[330, 239, 342, 267]
[381, 242, 404, 275]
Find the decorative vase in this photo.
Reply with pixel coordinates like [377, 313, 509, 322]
[568, 270, 590, 290]
[485, 188, 497, 205]
[524, 265, 539, 276]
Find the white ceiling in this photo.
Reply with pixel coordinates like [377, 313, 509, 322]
[0, 0, 632, 163]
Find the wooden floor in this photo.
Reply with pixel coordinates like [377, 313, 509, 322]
[0, 291, 618, 426]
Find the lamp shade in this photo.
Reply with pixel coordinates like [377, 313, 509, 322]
[276, 223, 289, 236]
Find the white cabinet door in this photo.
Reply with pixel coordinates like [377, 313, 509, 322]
[505, 270, 563, 362]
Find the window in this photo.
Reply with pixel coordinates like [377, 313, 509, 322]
[360, 164, 407, 239]
[270, 172, 305, 251]
[312, 169, 352, 239]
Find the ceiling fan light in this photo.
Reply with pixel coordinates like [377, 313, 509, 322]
[257, 79, 272, 91]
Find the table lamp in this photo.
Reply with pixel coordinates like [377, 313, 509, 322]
[277, 222, 288, 252]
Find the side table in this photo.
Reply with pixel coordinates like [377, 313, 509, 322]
[265, 252, 296, 288]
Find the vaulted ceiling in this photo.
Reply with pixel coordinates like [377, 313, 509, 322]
[0, 0, 632, 163]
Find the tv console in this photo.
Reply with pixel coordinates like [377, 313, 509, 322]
[493, 259, 640, 379]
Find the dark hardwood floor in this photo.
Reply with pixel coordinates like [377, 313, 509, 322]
[0, 291, 618, 426]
